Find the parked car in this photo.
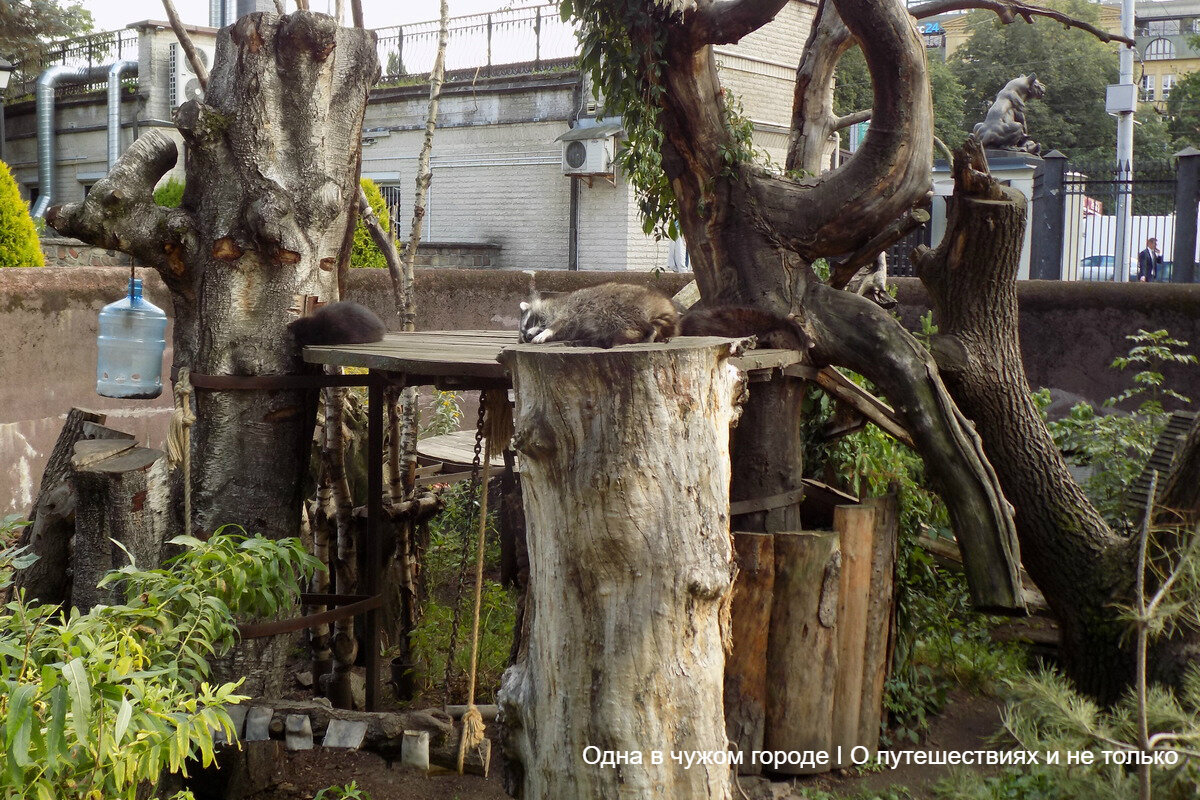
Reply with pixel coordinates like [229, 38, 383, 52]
[1077, 254, 1138, 282]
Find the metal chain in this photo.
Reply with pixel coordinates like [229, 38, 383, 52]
[443, 395, 486, 706]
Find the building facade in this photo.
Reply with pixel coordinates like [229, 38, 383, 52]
[2, 1, 818, 272]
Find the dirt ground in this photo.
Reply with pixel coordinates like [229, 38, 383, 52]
[226, 689, 1003, 800]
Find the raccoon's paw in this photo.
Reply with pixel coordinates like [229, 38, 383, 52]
[532, 328, 555, 344]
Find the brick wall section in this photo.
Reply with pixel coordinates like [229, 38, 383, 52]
[40, 238, 134, 268]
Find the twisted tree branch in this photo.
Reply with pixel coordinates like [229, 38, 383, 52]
[689, 0, 791, 45]
[162, 0, 210, 89]
[909, 0, 1134, 46]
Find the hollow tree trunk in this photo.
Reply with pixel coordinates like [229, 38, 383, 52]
[914, 141, 1137, 700]
[497, 339, 742, 800]
[48, 10, 379, 696]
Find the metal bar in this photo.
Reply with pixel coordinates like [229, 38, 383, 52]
[365, 371, 384, 711]
[487, 14, 493, 77]
[535, 7, 541, 71]
[238, 593, 382, 638]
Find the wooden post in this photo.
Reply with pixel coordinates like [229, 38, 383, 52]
[498, 339, 742, 800]
[859, 494, 899, 756]
[70, 439, 169, 612]
[15, 408, 133, 605]
[765, 531, 840, 774]
[831, 504, 876, 766]
[725, 532, 774, 775]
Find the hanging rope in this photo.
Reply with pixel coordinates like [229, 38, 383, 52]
[167, 367, 196, 534]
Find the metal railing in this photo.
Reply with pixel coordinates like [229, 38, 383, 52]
[6, 28, 140, 100]
[374, 3, 578, 83]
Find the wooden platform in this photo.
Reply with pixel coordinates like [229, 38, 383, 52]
[302, 330, 805, 390]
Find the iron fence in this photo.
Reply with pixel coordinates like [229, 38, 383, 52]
[6, 29, 140, 100]
[374, 3, 578, 83]
[1059, 159, 1177, 282]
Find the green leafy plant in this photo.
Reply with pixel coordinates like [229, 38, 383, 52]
[313, 781, 373, 800]
[0, 159, 44, 268]
[1107, 329, 1197, 412]
[420, 391, 463, 439]
[351, 178, 392, 269]
[0, 527, 322, 800]
[153, 177, 185, 208]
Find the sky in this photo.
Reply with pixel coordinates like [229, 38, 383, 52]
[78, 0, 545, 33]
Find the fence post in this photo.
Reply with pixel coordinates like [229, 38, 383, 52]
[535, 7, 542, 71]
[1172, 146, 1200, 284]
[1030, 149, 1067, 280]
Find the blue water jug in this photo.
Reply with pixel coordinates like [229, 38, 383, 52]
[96, 277, 168, 399]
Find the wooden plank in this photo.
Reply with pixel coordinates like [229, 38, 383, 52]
[785, 364, 914, 448]
[766, 531, 840, 774]
[831, 504, 877, 766]
[859, 495, 898, 757]
[726, 533, 775, 775]
[417, 430, 505, 469]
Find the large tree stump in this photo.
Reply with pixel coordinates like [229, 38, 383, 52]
[70, 439, 170, 611]
[497, 339, 743, 800]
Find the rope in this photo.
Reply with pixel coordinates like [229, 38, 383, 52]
[167, 367, 196, 533]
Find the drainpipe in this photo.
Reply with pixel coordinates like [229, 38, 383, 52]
[31, 64, 110, 219]
[108, 60, 138, 171]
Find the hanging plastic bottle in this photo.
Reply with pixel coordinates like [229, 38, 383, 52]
[96, 275, 168, 399]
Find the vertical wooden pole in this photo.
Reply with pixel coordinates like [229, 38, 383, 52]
[859, 494, 899, 755]
[365, 372, 384, 711]
[725, 532, 775, 775]
[766, 530, 840, 774]
[831, 504, 877, 766]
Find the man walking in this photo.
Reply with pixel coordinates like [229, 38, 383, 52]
[1138, 237, 1163, 282]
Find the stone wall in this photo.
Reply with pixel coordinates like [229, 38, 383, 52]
[2, 266, 1197, 515]
[40, 238, 135, 268]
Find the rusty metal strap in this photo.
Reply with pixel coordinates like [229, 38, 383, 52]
[168, 368, 377, 391]
[729, 488, 806, 517]
[238, 593, 383, 639]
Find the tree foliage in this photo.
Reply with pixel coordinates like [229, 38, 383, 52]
[0, 160, 44, 268]
[1167, 69, 1200, 148]
[0, 1, 93, 70]
[950, 0, 1118, 161]
[0, 526, 321, 800]
[351, 178, 392, 269]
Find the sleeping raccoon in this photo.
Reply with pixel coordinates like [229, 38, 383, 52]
[679, 305, 810, 351]
[288, 301, 386, 347]
[518, 283, 680, 348]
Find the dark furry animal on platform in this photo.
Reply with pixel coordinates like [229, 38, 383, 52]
[518, 283, 680, 348]
[679, 305, 810, 351]
[288, 301, 386, 347]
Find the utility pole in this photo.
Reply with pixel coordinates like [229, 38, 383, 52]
[1112, 0, 1136, 282]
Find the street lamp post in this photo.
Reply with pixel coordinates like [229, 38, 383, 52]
[0, 57, 14, 164]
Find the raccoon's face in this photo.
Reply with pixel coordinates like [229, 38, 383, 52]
[519, 299, 549, 343]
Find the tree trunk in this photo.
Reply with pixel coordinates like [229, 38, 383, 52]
[497, 339, 741, 800]
[914, 140, 1136, 700]
[49, 10, 378, 696]
[725, 532, 775, 775]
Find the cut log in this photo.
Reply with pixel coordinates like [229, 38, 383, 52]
[15, 408, 133, 605]
[498, 338, 742, 800]
[725, 532, 775, 775]
[831, 504, 877, 767]
[858, 494, 898, 756]
[70, 441, 169, 612]
[766, 531, 840, 775]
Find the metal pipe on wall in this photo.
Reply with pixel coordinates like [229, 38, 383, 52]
[32, 64, 110, 219]
[107, 60, 139, 171]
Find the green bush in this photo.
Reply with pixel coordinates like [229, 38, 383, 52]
[351, 178, 392, 269]
[0, 525, 322, 800]
[153, 176, 185, 208]
[0, 160, 44, 268]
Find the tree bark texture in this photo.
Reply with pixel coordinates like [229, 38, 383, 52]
[643, 0, 1023, 610]
[497, 339, 742, 800]
[831, 503, 876, 766]
[725, 532, 775, 775]
[70, 440, 170, 612]
[914, 140, 1137, 700]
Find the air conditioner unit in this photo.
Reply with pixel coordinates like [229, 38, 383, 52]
[562, 137, 613, 177]
[171, 42, 215, 108]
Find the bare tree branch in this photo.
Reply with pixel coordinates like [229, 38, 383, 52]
[161, 0, 210, 90]
[832, 109, 870, 132]
[909, 0, 1134, 46]
[829, 207, 929, 289]
[274, 0, 286, 15]
[786, 0, 853, 175]
[689, 0, 790, 45]
[358, 186, 405, 316]
[351, 0, 364, 28]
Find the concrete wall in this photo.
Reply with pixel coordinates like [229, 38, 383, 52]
[5, 267, 1197, 516]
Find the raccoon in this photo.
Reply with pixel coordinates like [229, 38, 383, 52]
[288, 301, 386, 347]
[679, 305, 810, 351]
[518, 283, 680, 348]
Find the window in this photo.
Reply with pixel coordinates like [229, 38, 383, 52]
[1162, 74, 1176, 99]
[1148, 19, 1182, 36]
[1145, 38, 1176, 60]
[1141, 73, 1156, 101]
